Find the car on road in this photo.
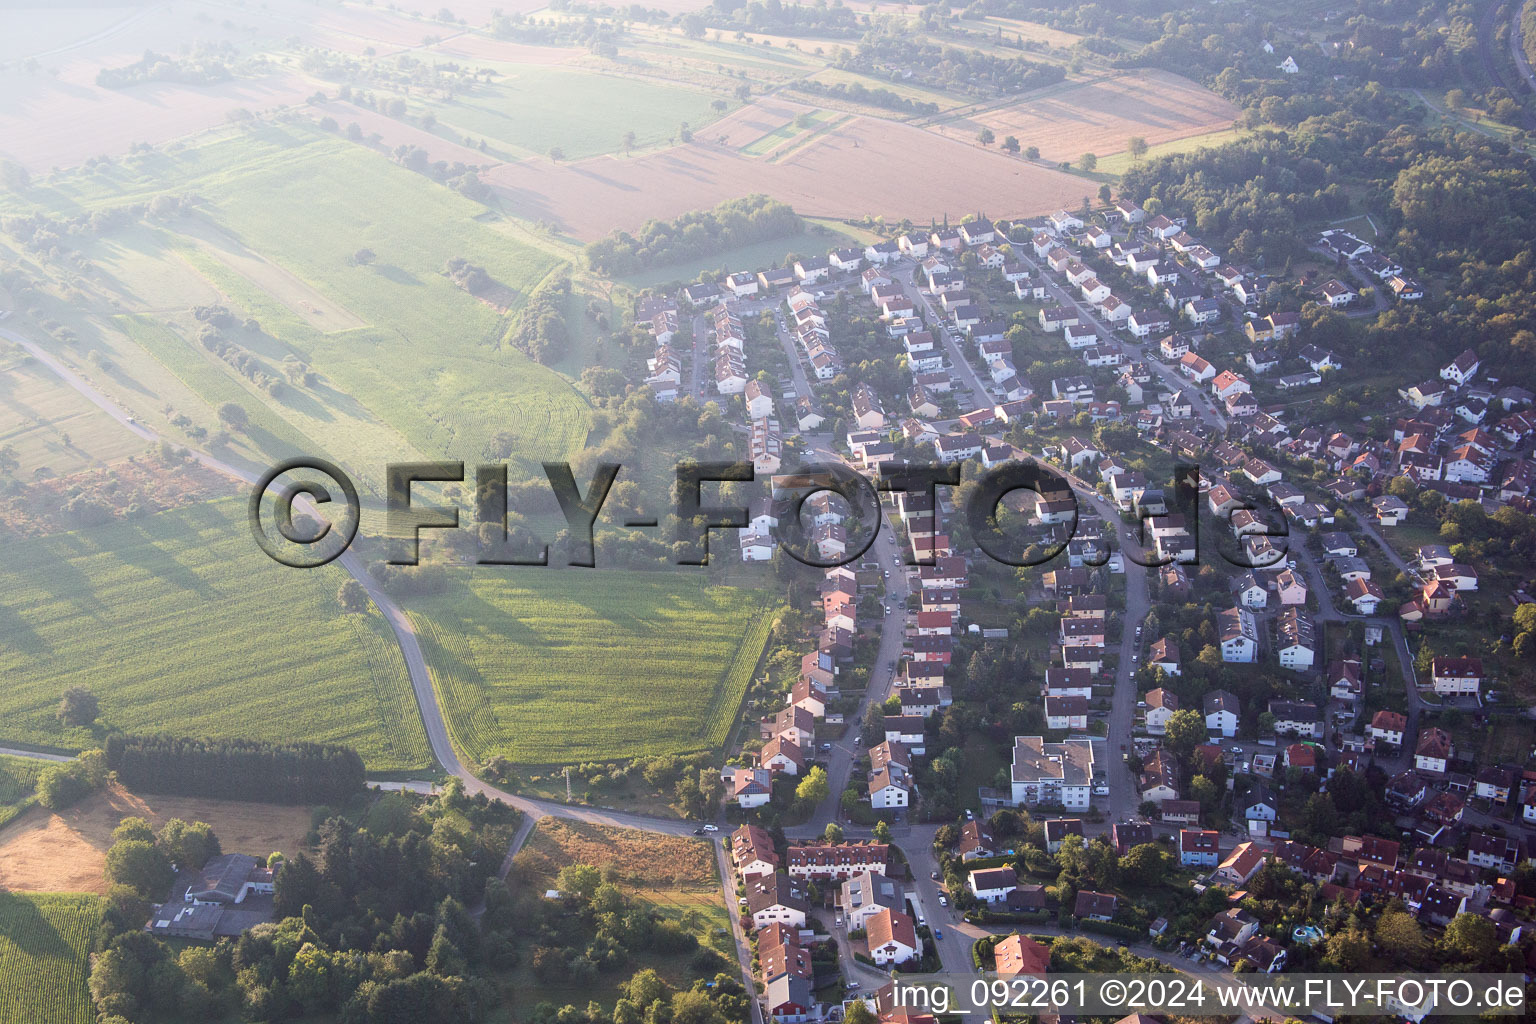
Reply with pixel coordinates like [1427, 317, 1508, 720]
[883, 570, 889, 578]
[702, 824, 719, 832]
[934, 929, 943, 940]
[693, 828, 706, 835]
[1131, 652, 1138, 662]
[938, 895, 948, 907]
[930, 870, 939, 880]
[1231, 746, 1243, 754]
[846, 981, 860, 990]
[821, 742, 832, 751]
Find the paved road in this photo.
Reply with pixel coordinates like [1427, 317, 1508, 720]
[1008, 239, 1228, 431]
[889, 263, 992, 411]
[9, 323, 767, 1009]
[689, 312, 708, 401]
[771, 307, 813, 401]
[1482, 0, 1536, 129]
[899, 833, 1286, 1020]
[1512, 1, 1536, 97]
[0, 745, 74, 763]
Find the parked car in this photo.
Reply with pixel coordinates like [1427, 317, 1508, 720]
[702, 824, 719, 832]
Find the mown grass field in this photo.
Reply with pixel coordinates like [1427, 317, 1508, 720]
[0, 499, 432, 771]
[0, 892, 102, 1024]
[421, 69, 727, 160]
[411, 571, 776, 765]
[1093, 126, 1246, 176]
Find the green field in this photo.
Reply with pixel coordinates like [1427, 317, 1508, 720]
[1094, 127, 1246, 176]
[422, 69, 726, 160]
[0, 755, 45, 831]
[10, 126, 592, 480]
[0, 499, 433, 771]
[411, 571, 776, 765]
[741, 109, 837, 156]
[0, 892, 102, 1024]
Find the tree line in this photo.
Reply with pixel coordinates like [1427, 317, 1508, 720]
[583, 194, 802, 276]
[104, 734, 366, 806]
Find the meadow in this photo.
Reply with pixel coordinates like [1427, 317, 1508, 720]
[0, 892, 101, 1024]
[0, 499, 433, 771]
[410, 570, 777, 766]
[9, 125, 594, 484]
[417, 68, 729, 160]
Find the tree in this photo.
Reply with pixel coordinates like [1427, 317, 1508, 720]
[873, 820, 892, 842]
[795, 766, 830, 804]
[680, 13, 706, 37]
[1445, 88, 1466, 110]
[977, 127, 995, 146]
[57, 686, 99, 727]
[1002, 135, 1019, 154]
[1080, 152, 1098, 172]
[1164, 709, 1205, 757]
[823, 822, 845, 843]
[621, 130, 637, 155]
[548, 146, 565, 161]
[158, 819, 220, 871]
[1440, 913, 1498, 965]
[558, 863, 602, 900]
[1120, 842, 1170, 886]
[352, 247, 376, 266]
[1127, 136, 1149, 162]
[1190, 775, 1218, 810]
[0, 444, 17, 475]
[1097, 183, 1112, 202]
[1375, 906, 1426, 962]
[217, 402, 248, 432]
[1024, 145, 1039, 160]
[845, 1001, 878, 1024]
[1138, 800, 1159, 818]
[336, 580, 369, 613]
[106, 839, 174, 897]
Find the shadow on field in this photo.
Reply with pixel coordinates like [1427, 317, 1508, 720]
[0, 891, 72, 958]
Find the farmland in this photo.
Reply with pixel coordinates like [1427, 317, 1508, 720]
[0, 892, 101, 1024]
[0, 345, 147, 475]
[0, 499, 433, 771]
[0, 782, 312, 894]
[0, 756, 44, 831]
[411, 68, 729, 161]
[11, 126, 592, 482]
[411, 571, 777, 766]
[483, 114, 1091, 239]
[924, 70, 1240, 164]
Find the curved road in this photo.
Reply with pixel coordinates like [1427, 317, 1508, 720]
[0, 326, 704, 836]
